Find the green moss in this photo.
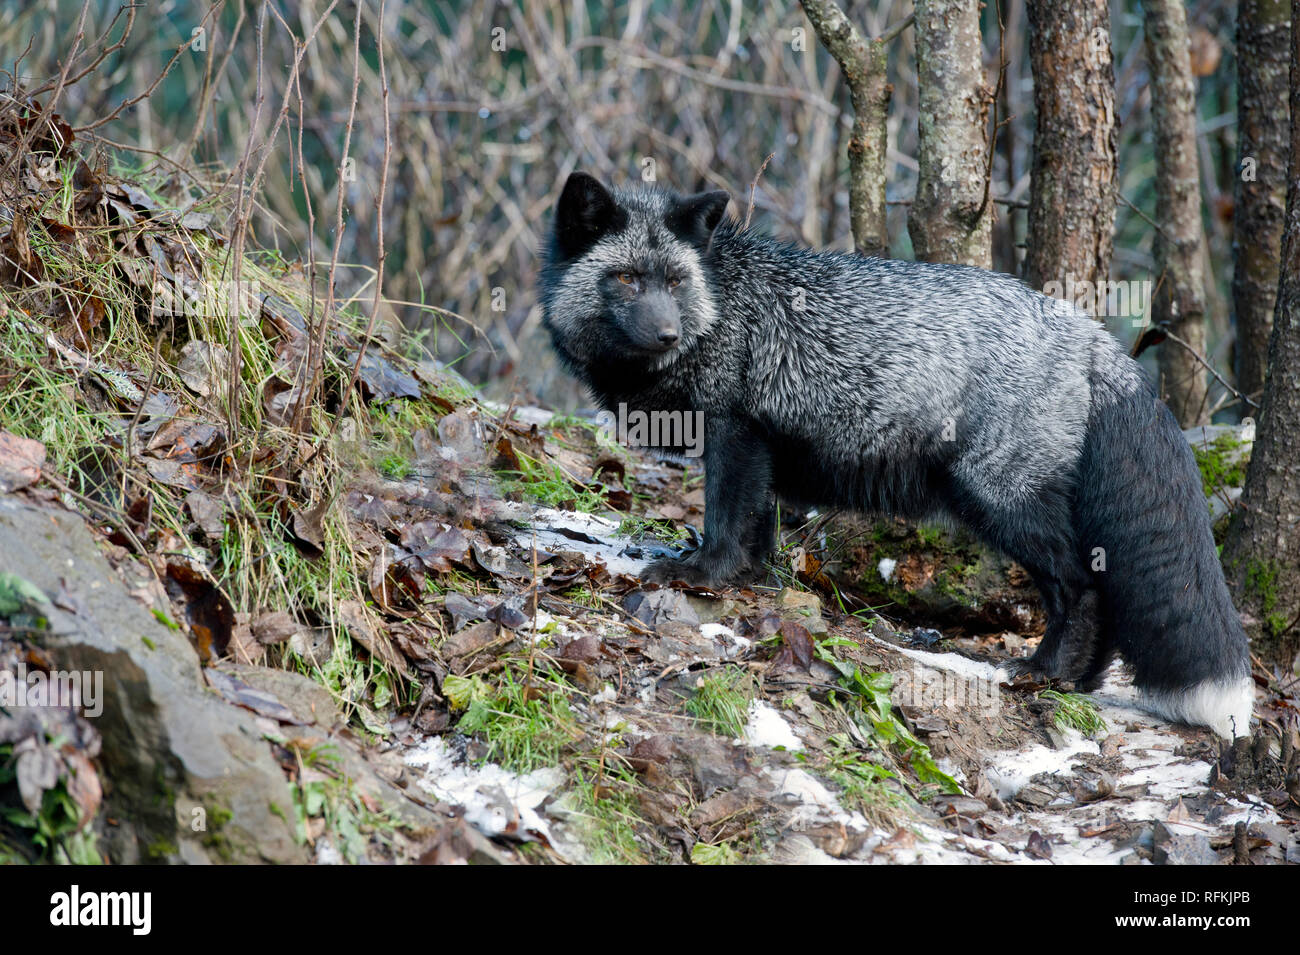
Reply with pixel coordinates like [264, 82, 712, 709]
[195, 802, 237, 862]
[146, 839, 179, 859]
[208, 804, 234, 829]
[1191, 433, 1246, 498]
[1245, 559, 1280, 614]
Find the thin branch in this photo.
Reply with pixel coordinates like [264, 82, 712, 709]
[1161, 328, 1260, 411]
[75, 5, 222, 133]
[745, 152, 775, 229]
[330, 0, 395, 449]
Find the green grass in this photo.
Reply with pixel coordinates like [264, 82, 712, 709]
[683, 667, 753, 737]
[498, 451, 609, 512]
[1041, 689, 1108, 737]
[815, 637, 961, 795]
[288, 743, 401, 863]
[563, 763, 649, 864]
[377, 452, 412, 479]
[617, 515, 691, 546]
[454, 665, 584, 772]
[818, 735, 907, 826]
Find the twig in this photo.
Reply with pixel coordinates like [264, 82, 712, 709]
[1161, 328, 1260, 411]
[977, 0, 1010, 224]
[1117, 191, 1176, 244]
[294, 0, 365, 436]
[568, 36, 840, 116]
[28, 3, 137, 97]
[878, 13, 916, 44]
[75, 5, 221, 133]
[327, 0, 395, 444]
[745, 152, 775, 230]
[0, 0, 90, 183]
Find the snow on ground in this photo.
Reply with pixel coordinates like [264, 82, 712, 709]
[405, 736, 563, 844]
[742, 700, 803, 751]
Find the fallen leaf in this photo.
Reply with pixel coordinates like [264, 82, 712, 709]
[338, 599, 406, 671]
[184, 488, 225, 540]
[204, 668, 308, 724]
[289, 498, 329, 555]
[177, 340, 230, 398]
[775, 619, 815, 672]
[444, 620, 501, 659]
[0, 431, 45, 491]
[348, 349, 421, 403]
[251, 610, 305, 645]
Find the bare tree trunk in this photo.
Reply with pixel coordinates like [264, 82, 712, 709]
[1022, 0, 1117, 301]
[1233, 0, 1292, 404]
[1224, 0, 1300, 672]
[1143, 0, 1210, 427]
[908, 0, 992, 267]
[799, 0, 899, 257]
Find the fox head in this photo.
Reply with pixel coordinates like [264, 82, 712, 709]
[540, 172, 729, 367]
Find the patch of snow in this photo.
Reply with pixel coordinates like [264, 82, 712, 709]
[405, 737, 562, 843]
[879, 822, 1022, 865]
[701, 622, 750, 658]
[742, 700, 803, 751]
[984, 731, 1102, 802]
[863, 630, 1006, 684]
[498, 504, 649, 576]
[528, 609, 569, 642]
[877, 557, 896, 582]
[314, 838, 343, 865]
[481, 401, 555, 427]
[765, 767, 869, 833]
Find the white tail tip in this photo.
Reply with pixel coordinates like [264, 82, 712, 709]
[1142, 678, 1255, 739]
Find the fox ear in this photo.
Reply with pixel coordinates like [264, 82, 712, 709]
[667, 190, 730, 249]
[554, 172, 622, 259]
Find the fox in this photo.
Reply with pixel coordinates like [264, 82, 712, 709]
[538, 170, 1254, 739]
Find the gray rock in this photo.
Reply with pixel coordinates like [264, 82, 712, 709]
[0, 496, 306, 864]
[222, 663, 344, 729]
[1152, 822, 1220, 865]
[623, 589, 700, 630]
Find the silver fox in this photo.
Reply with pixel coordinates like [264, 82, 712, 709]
[539, 171, 1253, 738]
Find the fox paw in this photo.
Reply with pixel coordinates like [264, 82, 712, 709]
[643, 555, 736, 588]
[1001, 656, 1078, 692]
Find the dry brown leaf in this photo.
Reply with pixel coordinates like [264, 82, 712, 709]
[0, 430, 46, 491]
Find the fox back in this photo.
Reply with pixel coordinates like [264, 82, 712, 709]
[541, 173, 1134, 521]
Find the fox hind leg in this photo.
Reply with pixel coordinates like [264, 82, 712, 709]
[958, 480, 1105, 685]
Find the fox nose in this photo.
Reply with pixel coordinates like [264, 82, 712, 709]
[658, 329, 680, 346]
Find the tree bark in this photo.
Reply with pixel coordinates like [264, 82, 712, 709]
[908, 0, 993, 267]
[1143, 0, 1210, 427]
[1022, 0, 1117, 301]
[799, 0, 895, 257]
[1233, 0, 1292, 404]
[1224, 0, 1300, 672]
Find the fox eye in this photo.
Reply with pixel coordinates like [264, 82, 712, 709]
[668, 276, 682, 289]
[617, 272, 636, 286]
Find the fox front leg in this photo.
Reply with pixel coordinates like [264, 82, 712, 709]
[644, 417, 772, 587]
